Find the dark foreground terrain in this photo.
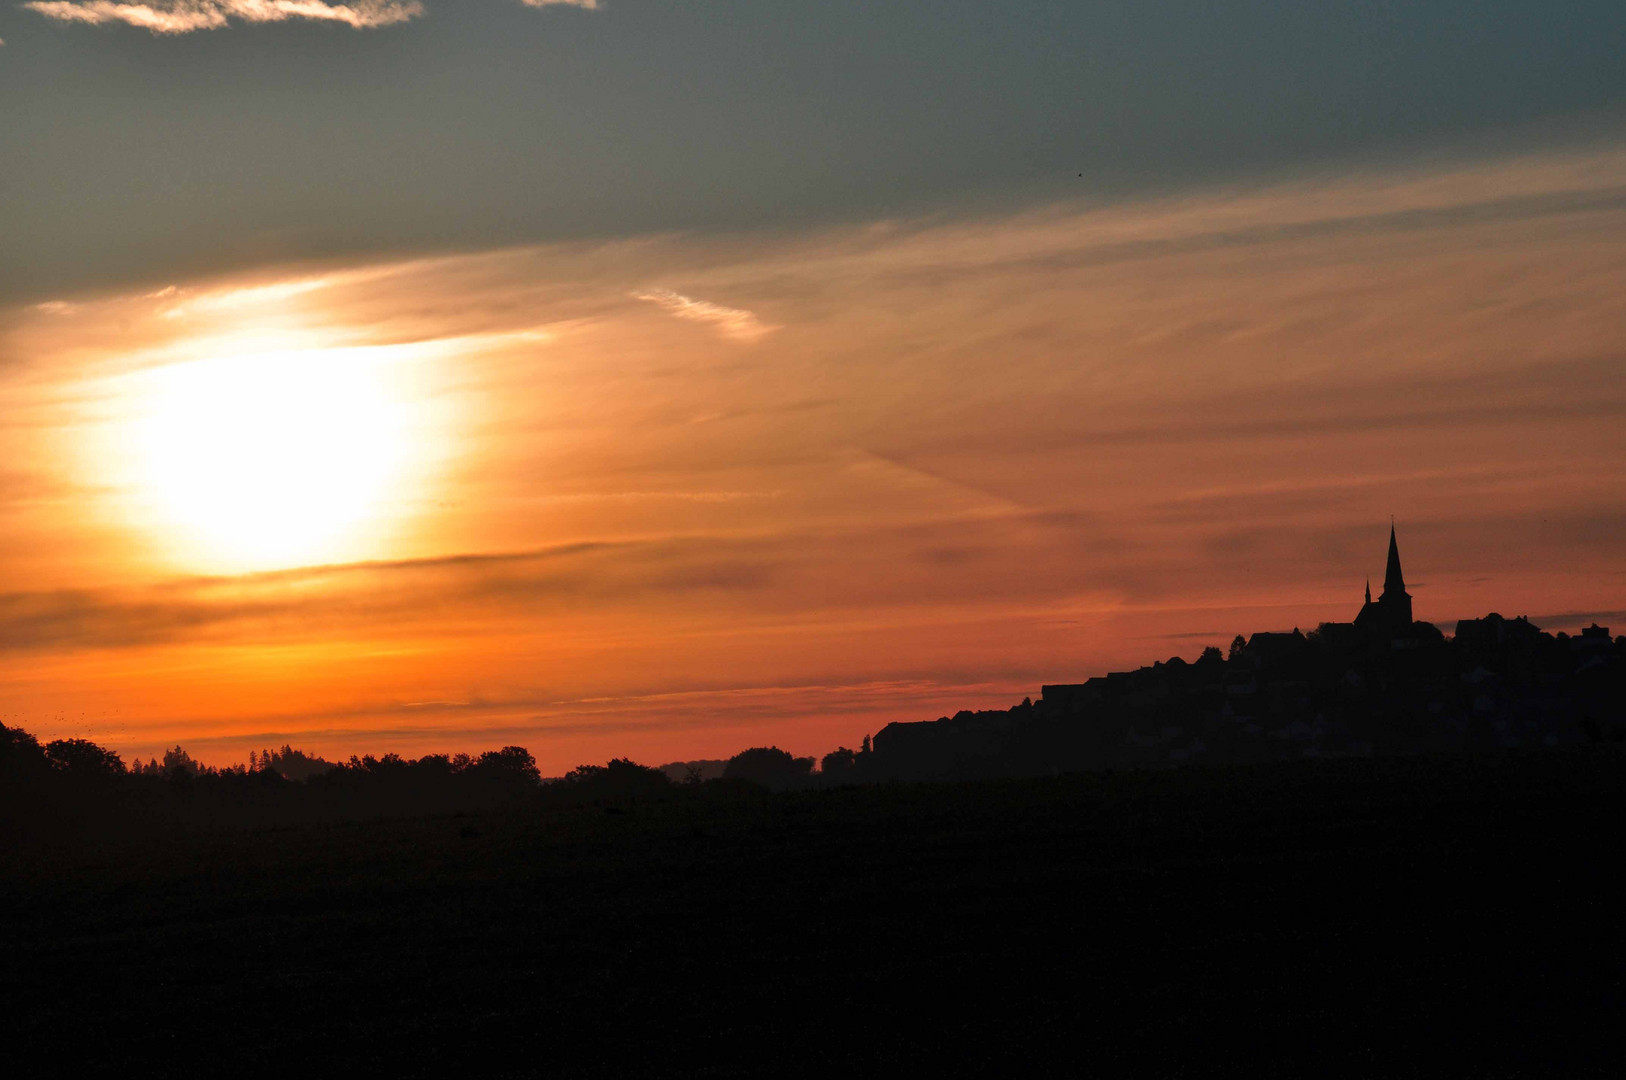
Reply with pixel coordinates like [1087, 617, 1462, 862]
[5, 751, 1625, 1077]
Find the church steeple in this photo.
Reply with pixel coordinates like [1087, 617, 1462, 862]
[1383, 524, 1406, 599]
[1355, 523, 1413, 632]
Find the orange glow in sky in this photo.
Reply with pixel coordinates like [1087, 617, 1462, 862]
[3, 147, 1625, 771]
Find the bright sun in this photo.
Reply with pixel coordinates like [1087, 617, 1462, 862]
[132, 348, 410, 570]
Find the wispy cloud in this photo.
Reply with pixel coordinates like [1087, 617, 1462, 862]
[0, 537, 779, 654]
[23, 0, 424, 33]
[519, 0, 600, 8]
[633, 289, 778, 343]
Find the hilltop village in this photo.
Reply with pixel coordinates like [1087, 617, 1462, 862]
[834, 528, 1626, 782]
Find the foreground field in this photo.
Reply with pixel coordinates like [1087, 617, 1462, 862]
[4, 752, 1624, 1076]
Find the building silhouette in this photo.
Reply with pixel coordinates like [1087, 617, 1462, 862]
[1354, 523, 1413, 634]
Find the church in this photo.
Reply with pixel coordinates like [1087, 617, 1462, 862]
[1353, 524, 1415, 635]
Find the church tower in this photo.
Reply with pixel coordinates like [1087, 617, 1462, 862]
[1381, 524, 1412, 622]
[1356, 524, 1413, 632]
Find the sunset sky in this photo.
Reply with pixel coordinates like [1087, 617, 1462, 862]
[2, 2, 1624, 770]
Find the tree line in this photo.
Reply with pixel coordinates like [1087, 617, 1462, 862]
[1, 720, 841, 846]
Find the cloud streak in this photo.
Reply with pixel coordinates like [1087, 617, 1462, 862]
[634, 289, 779, 343]
[23, 0, 424, 32]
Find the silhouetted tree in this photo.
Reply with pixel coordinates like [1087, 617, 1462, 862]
[260, 744, 336, 781]
[474, 746, 541, 788]
[44, 738, 125, 780]
[1, 723, 48, 781]
[821, 747, 858, 775]
[410, 753, 459, 781]
[1228, 635, 1247, 662]
[247, 741, 333, 777]
[557, 758, 670, 798]
[1199, 646, 1224, 664]
[723, 747, 815, 788]
[160, 745, 201, 777]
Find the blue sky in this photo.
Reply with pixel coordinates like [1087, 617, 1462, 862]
[3, 1, 1624, 302]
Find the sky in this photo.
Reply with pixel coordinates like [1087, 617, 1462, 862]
[2, 2, 1625, 770]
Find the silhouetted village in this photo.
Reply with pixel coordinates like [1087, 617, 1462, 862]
[850, 527, 1625, 782]
[840, 528, 1624, 781]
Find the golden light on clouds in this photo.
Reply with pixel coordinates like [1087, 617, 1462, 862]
[21, 0, 425, 33]
[3, 145, 1624, 769]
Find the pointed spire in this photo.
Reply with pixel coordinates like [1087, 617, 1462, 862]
[1365, 579, 1371, 603]
[1384, 523, 1406, 597]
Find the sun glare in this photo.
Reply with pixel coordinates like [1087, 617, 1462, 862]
[130, 348, 412, 570]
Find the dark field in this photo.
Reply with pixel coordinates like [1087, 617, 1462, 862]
[5, 752, 1626, 1077]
